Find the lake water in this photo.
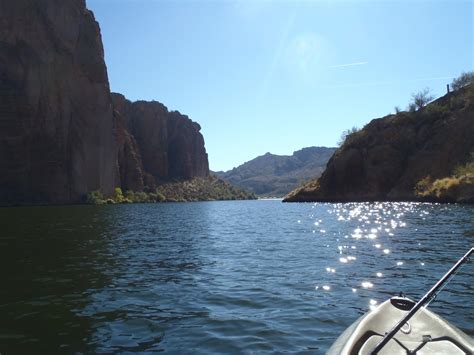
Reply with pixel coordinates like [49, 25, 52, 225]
[0, 200, 473, 353]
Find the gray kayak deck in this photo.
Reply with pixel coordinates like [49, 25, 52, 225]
[327, 297, 473, 354]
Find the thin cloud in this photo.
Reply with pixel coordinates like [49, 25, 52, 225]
[320, 75, 455, 89]
[328, 61, 368, 69]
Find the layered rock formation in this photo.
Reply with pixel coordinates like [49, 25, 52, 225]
[0, 0, 116, 203]
[215, 147, 335, 197]
[0, 0, 211, 204]
[284, 86, 474, 202]
[111, 93, 209, 187]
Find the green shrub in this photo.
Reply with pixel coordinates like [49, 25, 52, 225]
[114, 187, 125, 203]
[133, 191, 149, 203]
[415, 176, 433, 197]
[86, 190, 105, 205]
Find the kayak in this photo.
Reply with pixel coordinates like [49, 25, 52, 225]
[326, 296, 474, 354]
[327, 247, 474, 354]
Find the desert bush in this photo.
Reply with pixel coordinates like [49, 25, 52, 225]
[133, 191, 150, 203]
[451, 71, 474, 91]
[409, 88, 434, 111]
[415, 175, 460, 198]
[338, 126, 360, 146]
[114, 187, 125, 203]
[414, 176, 433, 196]
[86, 190, 105, 205]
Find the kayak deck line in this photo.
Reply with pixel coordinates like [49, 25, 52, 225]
[327, 248, 474, 354]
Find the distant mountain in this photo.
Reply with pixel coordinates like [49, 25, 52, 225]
[214, 147, 336, 197]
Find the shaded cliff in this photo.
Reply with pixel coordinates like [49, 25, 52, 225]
[215, 147, 335, 197]
[0, 0, 116, 204]
[111, 93, 209, 189]
[0, 0, 212, 205]
[114, 110, 146, 192]
[284, 86, 474, 202]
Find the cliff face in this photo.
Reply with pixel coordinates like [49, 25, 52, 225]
[114, 110, 145, 192]
[111, 93, 209, 185]
[0, 0, 116, 203]
[284, 86, 474, 202]
[0, 0, 211, 204]
[215, 147, 336, 197]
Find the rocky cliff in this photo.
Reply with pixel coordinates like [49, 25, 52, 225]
[215, 147, 335, 197]
[0, 0, 116, 204]
[284, 86, 474, 203]
[111, 93, 209, 188]
[0, 0, 211, 205]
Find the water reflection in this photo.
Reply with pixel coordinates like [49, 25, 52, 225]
[77, 203, 216, 353]
[310, 202, 474, 337]
[0, 205, 114, 354]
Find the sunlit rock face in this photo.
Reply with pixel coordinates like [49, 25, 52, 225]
[0, 0, 116, 203]
[111, 93, 209, 184]
[284, 87, 474, 202]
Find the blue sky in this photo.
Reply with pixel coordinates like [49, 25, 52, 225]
[88, 0, 473, 172]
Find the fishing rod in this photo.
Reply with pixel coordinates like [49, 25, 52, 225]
[370, 247, 474, 355]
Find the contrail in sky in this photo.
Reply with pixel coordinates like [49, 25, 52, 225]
[328, 61, 368, 69]
[320, 75, 455, 89]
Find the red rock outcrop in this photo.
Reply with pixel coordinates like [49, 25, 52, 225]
[0, 0, 116, 204]
[284, 86, 474, 202]
[111, 93, 209, 184]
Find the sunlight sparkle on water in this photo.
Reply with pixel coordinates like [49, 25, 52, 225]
[376, 272, 383, 277]
[361, 281, 373, 289]
[383, 249, 390, 254]
[322, 285, 331, 291]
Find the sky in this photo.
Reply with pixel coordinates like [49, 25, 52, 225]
[87, 0, 473, 172]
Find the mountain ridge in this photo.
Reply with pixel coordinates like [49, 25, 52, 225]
[215, 146, 336, 197]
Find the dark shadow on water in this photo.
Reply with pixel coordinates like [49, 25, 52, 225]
[0, 205, 116, 354]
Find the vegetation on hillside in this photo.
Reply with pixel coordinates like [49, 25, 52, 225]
[408, 88, 434, 112]
[85, 175, 256, 205]
[337, 126, 360, 146]
[451, 71, 474, 91]
[156, 175, 256, 202]
[415, 152, 474, 202]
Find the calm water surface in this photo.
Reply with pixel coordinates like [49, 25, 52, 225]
[0, 200, 473, 353]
